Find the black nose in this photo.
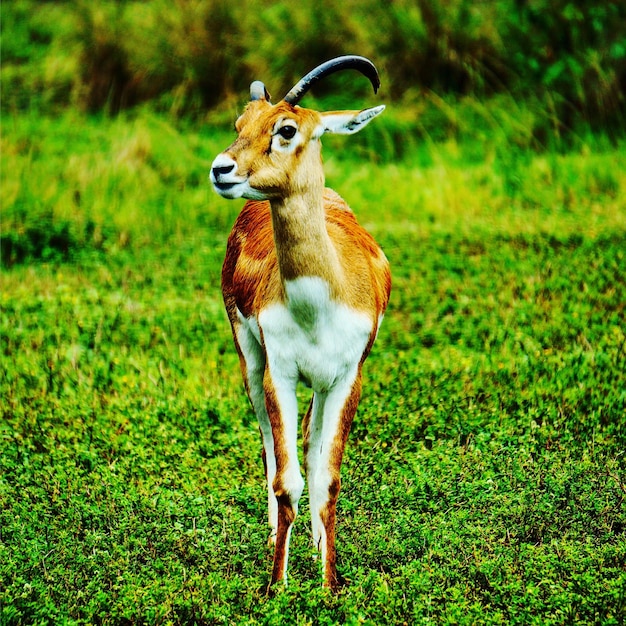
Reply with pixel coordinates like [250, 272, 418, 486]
[212, 164, 235, 178]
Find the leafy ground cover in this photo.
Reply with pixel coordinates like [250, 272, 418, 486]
[1, 111, 625, 624]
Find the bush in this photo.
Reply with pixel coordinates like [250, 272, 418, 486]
[504, 0, 626, 132]
[1, 211, 78, 266]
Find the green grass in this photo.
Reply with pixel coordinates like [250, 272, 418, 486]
[1, 110, 625, 624]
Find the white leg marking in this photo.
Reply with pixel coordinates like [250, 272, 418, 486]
[306, 366, 359, 567]
[265, 366, 305, 586]
[307, 393, 325, 552]
[269, 370, 305, 505]
[235, 313, 278, 539]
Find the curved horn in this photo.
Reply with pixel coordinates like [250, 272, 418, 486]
[250, 81, 271, 102]
[283, 55, 380, 106]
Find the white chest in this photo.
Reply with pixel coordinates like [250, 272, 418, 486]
[245, 277, 374, 391]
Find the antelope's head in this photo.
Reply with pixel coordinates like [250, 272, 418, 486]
[210, 56, 385, 201]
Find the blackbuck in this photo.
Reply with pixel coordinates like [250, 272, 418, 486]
[210, 56, 391, 590]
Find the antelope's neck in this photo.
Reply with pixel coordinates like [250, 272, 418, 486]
[270, 193, 343, 293]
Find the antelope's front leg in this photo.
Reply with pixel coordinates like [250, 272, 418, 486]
[233, 321, 279, 542]
[263, 369, 304, 587]
[306, 370, 362, 590]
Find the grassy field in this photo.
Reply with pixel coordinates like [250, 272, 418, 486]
[1, 108, 626, 624]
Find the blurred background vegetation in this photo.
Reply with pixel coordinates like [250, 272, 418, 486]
[3, 0, 625, 132]
[1, 0, 625, 266]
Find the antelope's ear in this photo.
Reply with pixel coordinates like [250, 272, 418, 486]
[316, 105, 385, 136]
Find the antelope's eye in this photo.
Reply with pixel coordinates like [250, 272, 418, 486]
[277, 125, 297, 140]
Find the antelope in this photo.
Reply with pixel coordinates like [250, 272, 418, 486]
[210, 56, 391, 590]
